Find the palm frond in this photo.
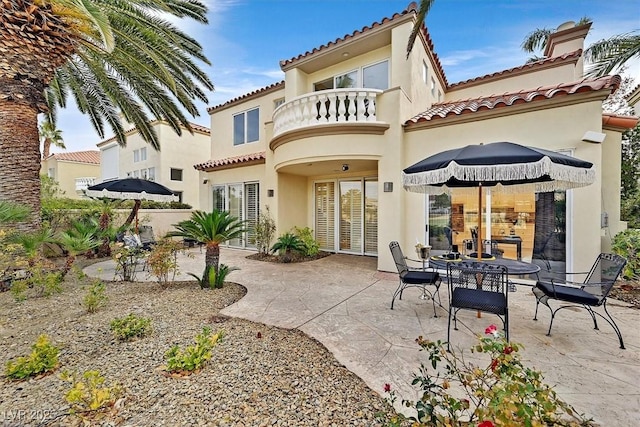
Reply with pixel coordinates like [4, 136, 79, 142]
[585, 32, 640, 77]
[521, 28, 552, 53]
[406, 0, 435, 58]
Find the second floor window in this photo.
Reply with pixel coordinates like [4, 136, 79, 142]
[133, 150, 139, 163]
[170, 168, 183, 181]
[313, 60, 389, 92]
[233, 108, 259, 145]
[140, 147, 147, 161]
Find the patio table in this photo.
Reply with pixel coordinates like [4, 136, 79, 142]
[429, 255, 540, 277]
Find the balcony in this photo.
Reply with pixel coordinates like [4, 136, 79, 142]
[271, 89, 388, 149]
[75, 177, 96, 193]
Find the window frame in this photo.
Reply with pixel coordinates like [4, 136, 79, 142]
[312, 59, 390, 91]
[170, 168, 183, 181]
[233, 107, 260, 146]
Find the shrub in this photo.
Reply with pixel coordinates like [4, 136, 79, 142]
[5, 335, 60, 380]
[271, 232, 307, 263]
[383, 326, 590, 426]
[253, 206, 276, 254]
[61, 370, 122, 415]
[293, 226, 320, 256]
[146, 238, 183, 287]
[110, 314, 152, 342]
[612, 229, 640, 279]
[213, 264, 239, 289]
[9, 260, 64, 301]
[84, 280, 108, 313]
[164, 327, 224, 374]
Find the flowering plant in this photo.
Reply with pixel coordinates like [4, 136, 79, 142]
[112, 241, 144, 282]
[384, 326, 592, 426]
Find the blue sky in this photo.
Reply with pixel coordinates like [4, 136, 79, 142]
[54, 0, 640, 153]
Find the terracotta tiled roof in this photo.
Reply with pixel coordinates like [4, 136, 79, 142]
[46, 150, 100, 164]
[278, 2, 448, 87]
[602, 113, 639, 130]
[448, 50, 582, 90]
[405, 75, 621, 126]
[207, 82, 285, 113]
[194, 151, 266, 171]
[188, 122, 211, 134]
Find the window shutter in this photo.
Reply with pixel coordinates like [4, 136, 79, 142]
[245, 183, 259, 248]
[315, 182, 335, 251]
[364, 179, 378, 254]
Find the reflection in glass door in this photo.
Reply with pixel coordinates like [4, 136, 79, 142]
[340, 180, 363, 253]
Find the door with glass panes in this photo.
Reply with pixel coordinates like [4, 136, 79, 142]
[212, 182, 259, 248]
[314, 178, 377, 255]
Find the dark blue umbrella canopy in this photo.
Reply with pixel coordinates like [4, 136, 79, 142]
[86, 178, 177, 202]
[403, 142, 595, 194]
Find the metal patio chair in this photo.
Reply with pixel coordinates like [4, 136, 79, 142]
[447, 261, 509, 351]
[533, 253, 627, 349]
[389, 241, 441, 317]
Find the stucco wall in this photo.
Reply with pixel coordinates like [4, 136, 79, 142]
[41, 159, 100, 200]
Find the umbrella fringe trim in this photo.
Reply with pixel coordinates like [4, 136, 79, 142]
[403, 157, 595, 194]
[84, 189, 178, 202]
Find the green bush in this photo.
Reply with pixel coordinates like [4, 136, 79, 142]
[271, 232, 307, 262]
[10, 260, 64, 301]
[84, 280, 108, 313]
[612, 229, 640, 279]
[5, 335, 60, 380]
[110, 314, 152, 341]
[164, 327, 223, 374]
[253, 206, 276, 254]
[146, 238, 183, 287]
[293, 226, 320, 256]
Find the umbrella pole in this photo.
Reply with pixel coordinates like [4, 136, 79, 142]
[477, 184, 483, 318]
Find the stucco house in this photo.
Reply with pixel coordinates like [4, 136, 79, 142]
[195, 3, 638, 273]
[40, 150, 101, 199]
[97, 120, 211, 208]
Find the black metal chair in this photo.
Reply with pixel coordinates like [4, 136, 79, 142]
[447, 261, 509, 351]
[533, 253, 627, 349]
[389, 241, 441, 317]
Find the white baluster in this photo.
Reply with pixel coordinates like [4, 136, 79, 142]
[318, 93, 328, 123]
[368, 93, 377, 121]
[356, 92, 366, 121]
[337, 92, 346, 122]
[347, 91, 357, 121]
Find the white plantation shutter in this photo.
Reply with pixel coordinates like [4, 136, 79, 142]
[315, 182, 335, 251]
[364, 179, 378, 254]
[212, 186, 225, 211]
[245, 183, 259, 248]
[340, 180, 362, 252]
[228, 184, 243, 247]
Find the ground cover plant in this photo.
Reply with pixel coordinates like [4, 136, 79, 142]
[163, 327, 224, 375]
[110, 314, 152, 342]
[4, 335, 60, 380]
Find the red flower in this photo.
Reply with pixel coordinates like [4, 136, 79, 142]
[490, 359, 499, 371]
[484, 325, 498, 335]
[503, 346, 513, 355]
[383, 383, 391, 393]
[478, 421, 495, 427]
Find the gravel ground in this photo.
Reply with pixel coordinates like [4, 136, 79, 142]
[0, 274, 395, 426]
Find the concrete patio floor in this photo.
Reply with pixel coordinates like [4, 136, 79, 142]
[84, 248, 640, 426]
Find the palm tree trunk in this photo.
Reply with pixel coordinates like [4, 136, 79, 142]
[205, 243, 220, 287]
[122, 200, 141, 231]
[0, 99, 42, 231]
[42, 138, 52, 159]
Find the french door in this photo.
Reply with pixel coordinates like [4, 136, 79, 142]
[314, 178, 377, 255]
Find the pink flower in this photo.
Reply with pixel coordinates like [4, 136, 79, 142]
[485, 325, 498, 336]
[383, 383, 391, 393]
[503, 346, 514, 355]
[478, 421, 495, 427]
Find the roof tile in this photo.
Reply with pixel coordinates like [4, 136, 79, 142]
[46, 150, 100, 164]
[405, 75, 621, 126]
[194, 151, 266, 171]
[207, 82, 285, 113]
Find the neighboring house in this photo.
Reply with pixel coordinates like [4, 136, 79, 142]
[195, 4, 638, 273]
[97, 120, 210, 208]
[40, 150, 101, 199]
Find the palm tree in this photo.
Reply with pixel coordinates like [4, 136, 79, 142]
[169, 210, 246, 288]
[270, 233, 306, 263]
[585, 32, 640, 77]
[39, 117, 65, 159]
[406, 0, 435, 57]
[0, 0, 213, 229]
[520, 18, 639, 77]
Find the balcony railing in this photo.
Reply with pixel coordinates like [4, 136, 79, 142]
[75, 177, 96, 192]
[273, 88, 384, 138]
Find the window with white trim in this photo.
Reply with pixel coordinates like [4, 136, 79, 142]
[148, 167, 155, 181]
[133, 149, 140, 163]
[233, 108, 259, 145]
[313, 60, 389, 91]
[140, 147, 147, 161]
[422, 60, 428, 84]
[431, 77, 436, 97]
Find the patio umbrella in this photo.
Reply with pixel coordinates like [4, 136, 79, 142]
[403, 142, 595, 260]
[85, 178, 178, 232]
